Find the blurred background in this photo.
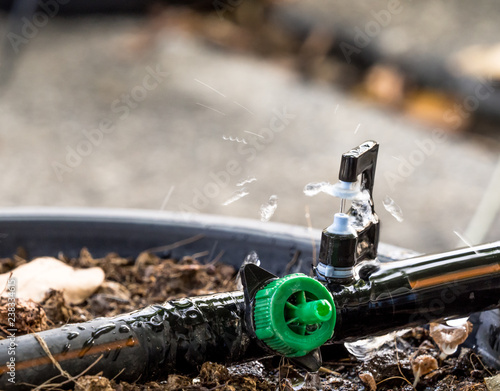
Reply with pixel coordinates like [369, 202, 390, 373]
[0, 0, 499, 254]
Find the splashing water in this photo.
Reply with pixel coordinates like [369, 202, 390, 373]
[236, 177, 257, 187]
[383, 195, 404, 222]
[235, 251, 261, 289]
[349, 200, 376, 229]
[303, 182, 333, 197]
[345, 329, 410, 360]
[223, 188, 249, 206]
[304, 181, 370, 201]
[260, 195, 278, 222]
[222, 135, 247, 144]
[453, 231, 479, 254]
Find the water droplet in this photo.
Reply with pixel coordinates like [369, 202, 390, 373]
[348, 200, 376, 229]
[304, 181, 369, 201]
[260, 195, 278, 222]
[145, 319, 164, 332]
[453, 231, 479, 254]
[345, 330, 407, 360]
[303, 182, 331, 197]
[62, 343, 71, 354]
[244, 251, 260, 266]
[235, 251, 261, 289]
[91, 323, 116, 339]
[222, 135, 247, 144]
[126, 336, 136, 347]
[172, 299, 191, 309]
[118, 325, 130, 333]
[67, 332, 79, 340]
[383, 195, 404, 222]
[77, 325, 86, 330]
[236, 177, 257, 187]
[78, 338, 94, 358]
[223, 188, 249, 206]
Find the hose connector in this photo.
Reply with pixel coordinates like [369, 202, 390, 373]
[253, 273, 336, 357]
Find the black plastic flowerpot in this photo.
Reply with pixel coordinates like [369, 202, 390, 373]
[0, 207, 416, 274]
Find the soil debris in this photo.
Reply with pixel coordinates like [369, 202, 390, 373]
[41, 289, 91, 325]
[75, 375, 114, 391]
[0, 297, 48, 334]
[198, 361, 230, 385]
[0, 249, 238, 333]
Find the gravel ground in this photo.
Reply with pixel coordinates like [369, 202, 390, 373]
[0, 15, 499, 254]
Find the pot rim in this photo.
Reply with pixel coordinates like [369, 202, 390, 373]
[0, 206, 417, 261]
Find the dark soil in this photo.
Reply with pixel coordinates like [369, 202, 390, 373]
[0, 250, 498, 390]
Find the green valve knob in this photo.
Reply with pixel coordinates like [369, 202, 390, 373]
[288, 299, 332, 324]
[253, 273, 336, 357]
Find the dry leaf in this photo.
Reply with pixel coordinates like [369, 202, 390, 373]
[359, 372, 377, 391]
[429, 320, 473, 358]
[411, 354, 438, 387]
[485, 374, 500, 391]
[0, 257, 104, 304]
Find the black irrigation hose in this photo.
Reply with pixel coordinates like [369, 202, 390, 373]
[332, 241, 500, 341]
[1, 292, 260, 389]
[1, 241, 499, 389]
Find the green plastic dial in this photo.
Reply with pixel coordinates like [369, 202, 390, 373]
[253, 273, 336, 357]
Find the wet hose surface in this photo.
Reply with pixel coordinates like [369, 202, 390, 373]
[0, 291, 263, 390]
[332, 241, 500, 341]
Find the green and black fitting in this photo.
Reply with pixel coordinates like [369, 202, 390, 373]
[253, 273, 336, 357]
[315, 141, 380, 284]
